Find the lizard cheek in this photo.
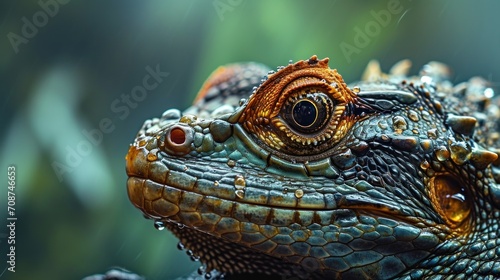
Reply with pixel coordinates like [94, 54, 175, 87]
[429, 174, 472, 229]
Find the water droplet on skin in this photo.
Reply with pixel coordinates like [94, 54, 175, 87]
[147, 152, 158, 161]
[177, 223, 185, 229]
[235, 189, 245, 199]
[294, 189, 304, 199]
[234, 175, 246, 189]
[268, 70, 275, 75]
[420, 160, 430, 170]
[352, 86, 361, 93]
[393, 116, 408, 131]
[154, 220, 165, 230]
[283, 187, 289, 194]
[191, 255, 200, 262]
[289, 60, 293, 64]
[408, 110, 419, 122]
[427, 129, 438, 139]
[198, 266, 206, 275]
[214, 180, 219, 187]
[435, 146, 450, 161]
[186, 250, 193, 257]
[138, 139, 147, 147]
[204, 272, 212, 279]
[450, 142, 472, 165]
[239, 98, 247, 106]
[227, 160, 236, 168]
[179, 115, 197, 124]
[177, 242, 185, 251]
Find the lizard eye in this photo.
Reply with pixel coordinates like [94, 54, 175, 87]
[283, 93, 333, 134]
[239, 56, 359, 158]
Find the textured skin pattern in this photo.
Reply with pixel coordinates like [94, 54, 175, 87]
[126, 56, 500, 279]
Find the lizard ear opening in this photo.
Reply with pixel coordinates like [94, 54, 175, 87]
[429, 174, 472, 230]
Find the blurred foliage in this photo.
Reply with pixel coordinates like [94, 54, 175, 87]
[0, 1, 499, 279]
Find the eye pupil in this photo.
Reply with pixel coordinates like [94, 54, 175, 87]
[282, 92, 333, 135]
[292, 100, 317, 128]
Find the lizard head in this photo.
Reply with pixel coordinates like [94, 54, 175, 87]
[126, 56, 500, 279]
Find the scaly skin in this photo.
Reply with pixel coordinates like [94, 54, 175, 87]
[126, 56, 500, 279]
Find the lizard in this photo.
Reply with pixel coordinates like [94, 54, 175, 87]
[125, 55, 500, 279]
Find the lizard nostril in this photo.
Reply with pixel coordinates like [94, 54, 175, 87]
[161, 125, 193, 156]
[170, 127, 186, 145]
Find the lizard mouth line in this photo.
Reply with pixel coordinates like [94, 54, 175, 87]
[127, 175, 435, 228]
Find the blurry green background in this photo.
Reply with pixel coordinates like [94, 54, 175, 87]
[1, 1, 499, 279]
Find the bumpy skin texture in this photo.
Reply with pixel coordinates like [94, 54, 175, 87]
[126, 56, 500, 279]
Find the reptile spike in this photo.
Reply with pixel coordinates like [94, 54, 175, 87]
[470, 148, 499, 169]
[362, 60, 383, 81]
[491, 148, 500, 166]
[446, 114, 477, 136]
[449, 141, 472, 165]
[389, 59, 412, 76]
